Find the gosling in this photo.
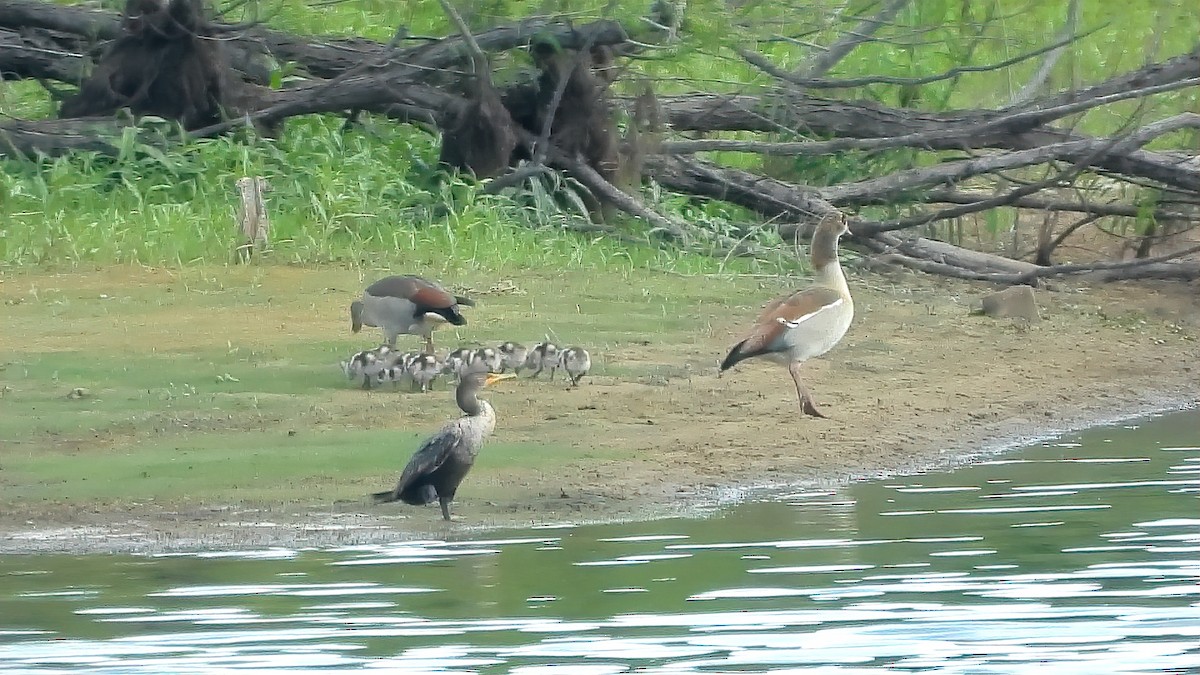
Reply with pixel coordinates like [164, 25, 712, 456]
[560, 346, 591, 387]
[341, 345, 394, 390]
[407, 353, 441, 393]
[525, 341, 561, 380]
[498, 341, 528, 374]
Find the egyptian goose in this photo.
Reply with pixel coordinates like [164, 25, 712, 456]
[525, 341, 561, 379]
[350, 275, 475, 353]
[372, 362, 516, 520]
[719, 212, 853, 418]
[560, 346, 591, 387]
[497, 341, 528, 374]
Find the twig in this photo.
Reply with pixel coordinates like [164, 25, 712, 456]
[1008, 0, 1080, 106]
[739, 27, 1099, 90]
[794, 0, 911, 79]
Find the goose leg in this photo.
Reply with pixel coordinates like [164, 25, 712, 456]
[439, 497, 452, 521]
[424, 335, 436, 355]
[788, 361, 828, 419]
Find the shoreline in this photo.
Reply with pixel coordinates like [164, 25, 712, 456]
[3, 381, 1195, 556]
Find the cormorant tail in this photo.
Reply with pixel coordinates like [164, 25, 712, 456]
[371, 490, 398, 504]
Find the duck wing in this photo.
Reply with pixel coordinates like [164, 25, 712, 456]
[721, 286, 845, 369]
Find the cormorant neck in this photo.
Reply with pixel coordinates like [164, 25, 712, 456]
[456, 385, 484, 416]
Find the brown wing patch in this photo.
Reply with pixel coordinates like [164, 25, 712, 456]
[738, 287, 844, 356]
[366, 275, 455, 310]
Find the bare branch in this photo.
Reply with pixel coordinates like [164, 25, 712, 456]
[922, 188, 1195, 222]
[1009, 0, 1081, 106]
[794, 0, 911, 78]
[740, 27, 1097, 91]
[823, 113, 1200, 205]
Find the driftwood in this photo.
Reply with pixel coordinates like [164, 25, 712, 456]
[1, 0, 1198, 284]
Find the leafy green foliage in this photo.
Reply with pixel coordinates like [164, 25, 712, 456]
[1, 0, 1197, 269]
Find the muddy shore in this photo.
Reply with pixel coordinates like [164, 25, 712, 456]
[2, 268, 1198, 554]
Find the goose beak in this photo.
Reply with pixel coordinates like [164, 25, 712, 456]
[485, 373, 517, 387]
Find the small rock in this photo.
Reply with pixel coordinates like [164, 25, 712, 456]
[977, 286, 1040, 322]
[66, 387, 90, 400]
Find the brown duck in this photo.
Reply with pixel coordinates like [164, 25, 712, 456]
[350, 275, 475, 353]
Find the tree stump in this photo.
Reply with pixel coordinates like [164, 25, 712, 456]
[234, 176, 270, 263]
[977, 285, 1040, 322]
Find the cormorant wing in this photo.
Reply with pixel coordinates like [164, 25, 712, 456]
[393, 421, 465, 492]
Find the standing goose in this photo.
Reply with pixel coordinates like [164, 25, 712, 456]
[350, 275, 475, 353]
[719, 212, 853, 418]
[371, 362, 515, 520]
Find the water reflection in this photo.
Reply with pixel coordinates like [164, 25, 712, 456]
[1, 408, 1198, 673]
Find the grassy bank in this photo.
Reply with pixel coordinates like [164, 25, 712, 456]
[0, 263, 743, 512]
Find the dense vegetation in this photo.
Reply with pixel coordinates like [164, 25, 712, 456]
[1, 0, 1197, 275]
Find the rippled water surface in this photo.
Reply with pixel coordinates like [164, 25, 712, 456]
[2, 408, 1199, 674]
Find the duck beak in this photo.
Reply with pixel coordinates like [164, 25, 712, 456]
[485, 373, 517, 387]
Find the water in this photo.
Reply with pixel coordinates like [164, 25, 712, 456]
[1, 408, 1198, 674]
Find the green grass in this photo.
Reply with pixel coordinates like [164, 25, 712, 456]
[0, 113, 779, 271]
[0, 427, 567, 505]
[0, 263, 765, 510]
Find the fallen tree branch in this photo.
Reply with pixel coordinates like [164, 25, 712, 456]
[824, 113, 1200, 204]
[921, 188, 1195, 223]
[740, 24, 1096, 91]
[0, 26, 87, 82]
[863, 231, 1200, 284]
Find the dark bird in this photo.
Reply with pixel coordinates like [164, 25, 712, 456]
[371, 362, 514, 521]
[350, 275, 475, 353]
[719, 212, 854, 418]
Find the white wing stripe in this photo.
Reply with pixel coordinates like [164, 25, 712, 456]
[776, 297, 844, 329]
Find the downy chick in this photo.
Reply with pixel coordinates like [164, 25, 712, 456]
[474, 346, 503, 373]
[407, 353, 441, 393]
[560, 346, 592, 387]
[498, 341, 528, 374]
[525, 341, 561, 380]
[340, 345, 394, 390]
